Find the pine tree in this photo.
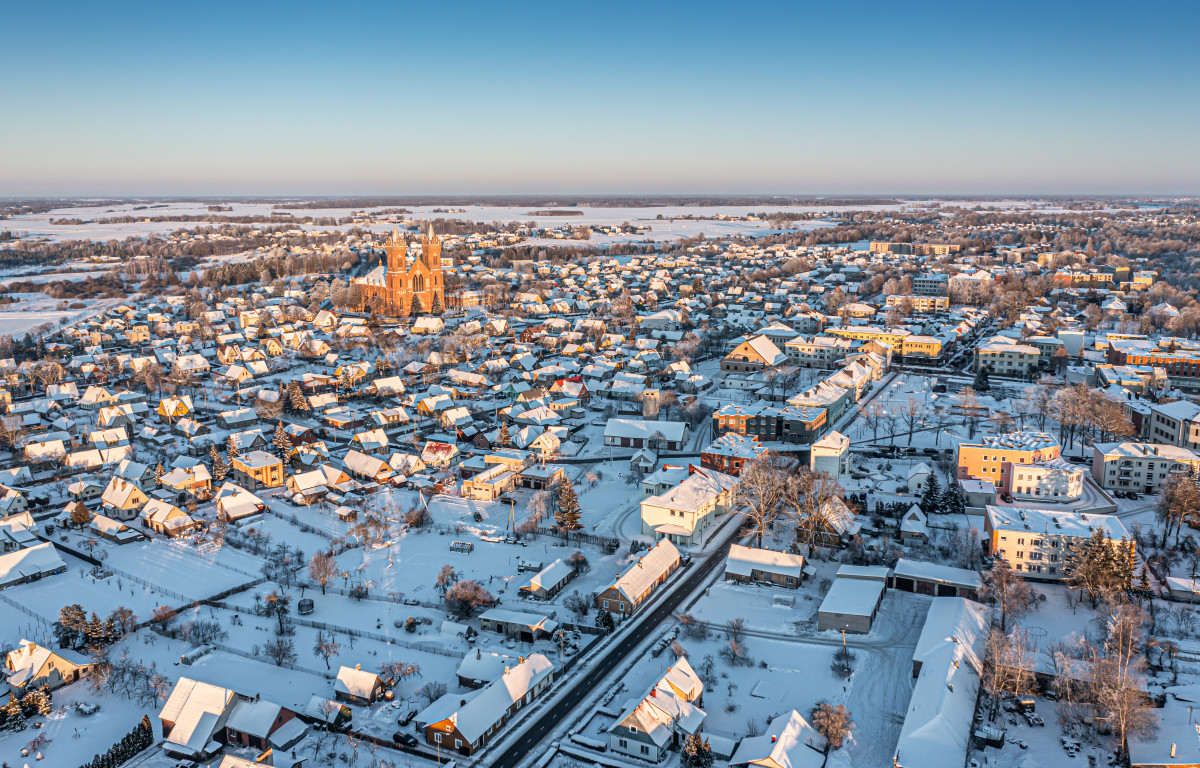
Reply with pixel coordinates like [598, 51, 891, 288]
[498, 422, 511, 447]
[554, 479, 583, 538]
[376, 356, 392, 375]
[272, 422, 293, 457]
[1, 693, 21, 718]
[430, 292, 443, 316]
[973, 365, 991, 392]
[682, 733, 714, 768]
[226, 434, 240, 461]
[85, 611, 108, 648]
[941, 485, 965, 516]
[211, 451, 228, 483]
[921, 472, 942, 514]
[153, 462, 165, 485]
[410, 293, 424, 316]
[288, 381, 309, 412]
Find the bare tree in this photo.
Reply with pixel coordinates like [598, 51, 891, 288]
[263, 638, 297, 667]
[312, 631, 339, 670]
[735, 455, 787, 547]
[308, 552, 338, 595]
[784, 470, 844, 552]
[899, 397, 927, 446]
[981, 627, 1036, 720]
[981, 559, 1037, 632]
[811, 701, 855, 751]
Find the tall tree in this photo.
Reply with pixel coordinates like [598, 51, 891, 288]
[981, 559, 1037, 632]
[554, 479, 583, 538]
[736, 455, 787, 547]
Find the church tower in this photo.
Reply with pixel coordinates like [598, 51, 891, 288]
[383, 226, 408, 313]
[422, 223, 442, 271]
[384, 225, 407, 272]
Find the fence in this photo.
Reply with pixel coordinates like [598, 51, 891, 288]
[527, 527, 619, 551]
[0, 590, 53, 631]
[207, 599, 462, 659]
[209, 640, 336, 679]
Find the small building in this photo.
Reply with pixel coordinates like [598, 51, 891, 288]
[90, 513, 145, 544]
[518, 558, 577, 601]
[907, 462, 932, 494]
[158, 677, 239, 760]
[334, 665, 385, 705]
[809, 431, 850, 481]
[817, 573, 886, 634]
[890, 559, 982, 600]
[0, 543, 66, 590]
[724, 544, 807, 588]
[899, 504, 928, 543]
[478, 608, 558, 642]
[729, 710, 826, 768]
[456, 648, 522, 689]
[224, 697, 299, 752]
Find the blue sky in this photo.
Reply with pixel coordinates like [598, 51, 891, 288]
[2, 1, 1198, 196]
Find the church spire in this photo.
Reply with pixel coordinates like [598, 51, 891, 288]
[390, 225, 402, 244]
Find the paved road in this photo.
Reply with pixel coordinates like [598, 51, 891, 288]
[487, 520, 743, 768]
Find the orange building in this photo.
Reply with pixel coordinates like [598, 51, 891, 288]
[356, 225, 445, 316]
[956, 431, 1061, 495]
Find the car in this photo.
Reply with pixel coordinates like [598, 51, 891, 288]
[393, 732, 419, 747]
[1127, 492, 1139, 501]
[473, 511, 483, 522]
[398, 708, 418, 726]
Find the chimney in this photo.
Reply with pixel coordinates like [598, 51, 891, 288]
[460, 699, 467, 707]
[1172, 744, 1177, 758]
[771, 736, 776, 743]
[650, 688, 656, 698]
[476, 649, 481, 660]
[355, 664, 361, 670]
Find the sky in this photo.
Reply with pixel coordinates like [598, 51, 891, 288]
[2, 0, 1198, 197]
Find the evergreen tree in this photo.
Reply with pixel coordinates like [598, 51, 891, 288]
[288, 381, 309, 412]
[272, 422, 293, 457]
[595, 608, 615, 633]
[681, 733, 714, 768]
[553, 479, 583, 538]
[153, 462, 165, 485]
[226, 434, 240, 462]
[366, 310, 380, 330]
[973, 365, 991, 392]
[211, 451, 228, 483]
[430, 292, 443, 315]
[376, 356, 392, 375]
[410, 293, 424, 316]
[54, 603, 88, 649]
[85, 611, 108, 648]
[941, 485, 966, 516]
[498, 422, 511, 447]
[921, 472, 942, 514]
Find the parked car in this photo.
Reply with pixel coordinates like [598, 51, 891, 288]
[398, 709, 417, 726]
[393, 732, 419, 747]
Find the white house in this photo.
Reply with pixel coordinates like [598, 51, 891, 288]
[640, 468, 737, 547]
[809, 430, 850, 481]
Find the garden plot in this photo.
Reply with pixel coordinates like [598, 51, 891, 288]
[98, 538, 262, 600]
[0, 677, 155, 768]
[0, 553, 166, 644]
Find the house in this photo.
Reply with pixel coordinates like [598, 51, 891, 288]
[729, 710, 826, 768]
[518, 558, 577, 601]
[90, 513, 145, 544]
[457, 648, 523, 689]
[99, 477, 149, 520]
[334, 665, 385, 705]
[721, 334, 787, 373]
[724, 544, 807, 588]
[231, 450, 284, 490]
[604, 418, 687, 451]
[140, 499, 200, 537]
[0, 543, 66, 589]
[900, 504, 929, 543]
[158, 677, 240, 759]
[224, 696, 300, 751]
[809, 430, 850, 481]
[595, 539, 681, 615]
[157, 395, 194, 423]
[609, 657, 706, 762]
[907, 462, 932, 494]
[418, 653, 554, 755]
[343, 450, 393, 483]
[214, 482, 265, 525]
[420, 440, 459, 468]
[4, 640, 94, 692]
[640, 467, 738, 547]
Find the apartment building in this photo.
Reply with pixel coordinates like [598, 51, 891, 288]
[885, 294, 950, 312]
[1148, 400, 1200, 450]
[956, 431, 1062, 496]
[911, 273, 951, 296]
[900, 335, 944, 362]
[783, 335, 852, 369]
[1091, 441, 1200, 493]
[712, 401, 829, 445]
[1108, 338, 1200, 393]
[230, 451, 284, 490]
[974, 336, 1040, 377]
[984, 506, 1130, 581]
[826, 326, 910, 346]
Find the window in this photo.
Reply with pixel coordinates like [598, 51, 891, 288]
[455, 739, 462, 749]
[619, 739, 628, 748]
[435, 734, 442, 744]
[641, 746, 650, 755]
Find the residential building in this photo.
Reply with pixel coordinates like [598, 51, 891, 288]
[956, 431, 1063, 496]
[230, 450, 284, 490]
[1091, 441, 1200, 494]
[595, 539, 681, 615]
[975, 336, 1040, 376]
[724, 544, 806, 588]
[983, 506, 1131, 580]
[640, 467, 738, 547]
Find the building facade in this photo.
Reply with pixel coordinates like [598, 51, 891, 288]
[356, 225, 445, 317]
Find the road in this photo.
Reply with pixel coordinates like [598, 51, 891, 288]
[487, 518, 744, 768]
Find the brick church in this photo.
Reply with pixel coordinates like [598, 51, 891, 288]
[356, 224, 445, 316]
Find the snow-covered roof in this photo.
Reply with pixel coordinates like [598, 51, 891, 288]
[818, 576, 885, 620]
[893, 559, 981, 591]
[603, 418, 687, 444]
[725, 544, 806, 580]
[729, 709, 826, 768]
[159, 677, 237, 755]
[0, 542, 65, 587]
[441, 653, 554, 743]
[610, 539, 681, 603]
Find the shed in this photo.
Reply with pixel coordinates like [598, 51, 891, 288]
[817, 576, 885, 634]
